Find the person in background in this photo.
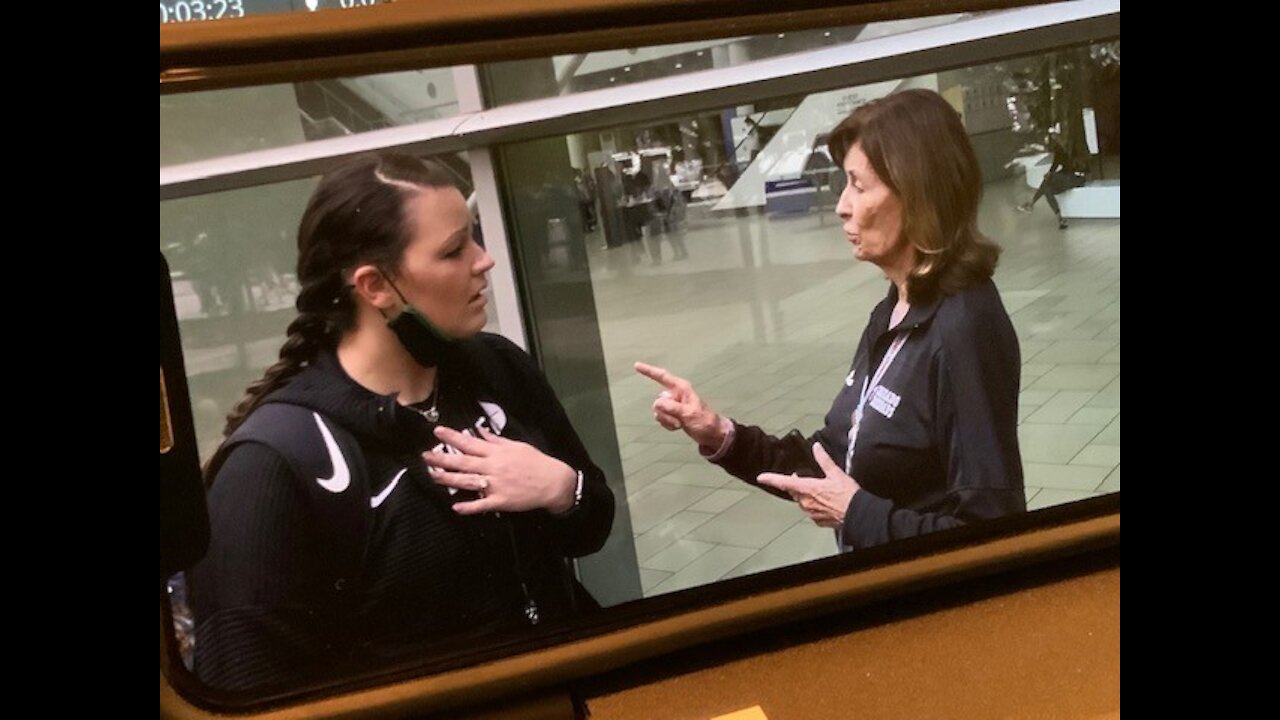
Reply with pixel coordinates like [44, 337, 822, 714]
[1017, 132, 1087, 229]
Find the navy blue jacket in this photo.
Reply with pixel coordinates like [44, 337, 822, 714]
[715, 279, 1025, 549]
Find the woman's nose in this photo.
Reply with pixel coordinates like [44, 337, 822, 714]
[835, 186, 853, 220]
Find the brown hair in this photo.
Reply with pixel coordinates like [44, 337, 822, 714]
[827, 88, 1000, 303]
[218, 153, 458, 444]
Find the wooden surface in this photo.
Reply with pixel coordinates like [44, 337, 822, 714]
[588, 564, 1120, 719]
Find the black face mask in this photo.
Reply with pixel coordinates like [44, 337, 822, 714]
[382, 276, 455, 368]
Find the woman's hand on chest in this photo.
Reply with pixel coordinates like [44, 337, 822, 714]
[421, 426, 577, 515]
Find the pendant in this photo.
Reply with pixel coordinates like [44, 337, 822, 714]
[422, 406, 439, 422]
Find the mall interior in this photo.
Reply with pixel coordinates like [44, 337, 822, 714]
[161, 0, 1119, 609]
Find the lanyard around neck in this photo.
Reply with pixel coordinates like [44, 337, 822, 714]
[845, 330, 911, 474]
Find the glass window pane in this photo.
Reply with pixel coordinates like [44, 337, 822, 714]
[160, 67, 461, 165]
[482, 14, 971, 105]
[160, 154, 493, 465]
[500, 41, 1120, 605]
[160, 6, 1119, 699]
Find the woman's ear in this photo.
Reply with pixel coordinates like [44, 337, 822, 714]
[349, 264, 398, 310]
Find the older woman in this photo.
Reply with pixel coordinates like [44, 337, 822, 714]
[636, 89, 1025, 550]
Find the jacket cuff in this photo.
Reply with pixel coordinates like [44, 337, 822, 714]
[843, 489, 893, 550]
[699, 416, 736, 461]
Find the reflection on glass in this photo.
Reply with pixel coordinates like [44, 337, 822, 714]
[161, 67, 461, 166]
[160, 2, 419, 166]
[160, 156, 496, 464]
[482, 14, 971, 105]
[504, 43, 1120, 602]
[161, 178, 316, 461]
[159, 15, 1119, 696]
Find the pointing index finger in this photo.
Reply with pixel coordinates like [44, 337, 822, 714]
[634, 361, 679, 390]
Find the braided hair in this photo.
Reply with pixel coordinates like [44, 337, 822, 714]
[217, 153, 459, 445]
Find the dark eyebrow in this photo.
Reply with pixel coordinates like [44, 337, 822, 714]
[444, 224, 472, 246]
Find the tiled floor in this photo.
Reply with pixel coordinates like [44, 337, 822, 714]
[578, 176, 1119, 597]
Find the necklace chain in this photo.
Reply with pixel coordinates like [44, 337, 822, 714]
[413, 384, 440, 422]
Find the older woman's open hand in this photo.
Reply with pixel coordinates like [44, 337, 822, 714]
[757, 443, 861, 529]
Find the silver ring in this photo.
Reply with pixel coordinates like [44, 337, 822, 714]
[477, 477, 489, 491]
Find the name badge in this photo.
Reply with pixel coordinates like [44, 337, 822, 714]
[868, 385, 901, 419]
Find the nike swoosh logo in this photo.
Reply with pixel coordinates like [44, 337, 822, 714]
[313, 412, 350, 493]
[479, 401, 508, 433]
[370, 468, 407, 508]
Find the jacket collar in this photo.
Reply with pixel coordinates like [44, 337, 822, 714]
[265, 351, 435, 446]
[872, 282, 943, 338]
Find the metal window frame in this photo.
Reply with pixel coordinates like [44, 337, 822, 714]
[160, 0, 1118, 200]
[160, 2, 1120, 715]
[160, 0, 1117, 352]
[160, 0, 1050, 92]
[160, 0, 1117, 353]
[455, 66, 531, 348]
[161, 507, 1119, 718]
